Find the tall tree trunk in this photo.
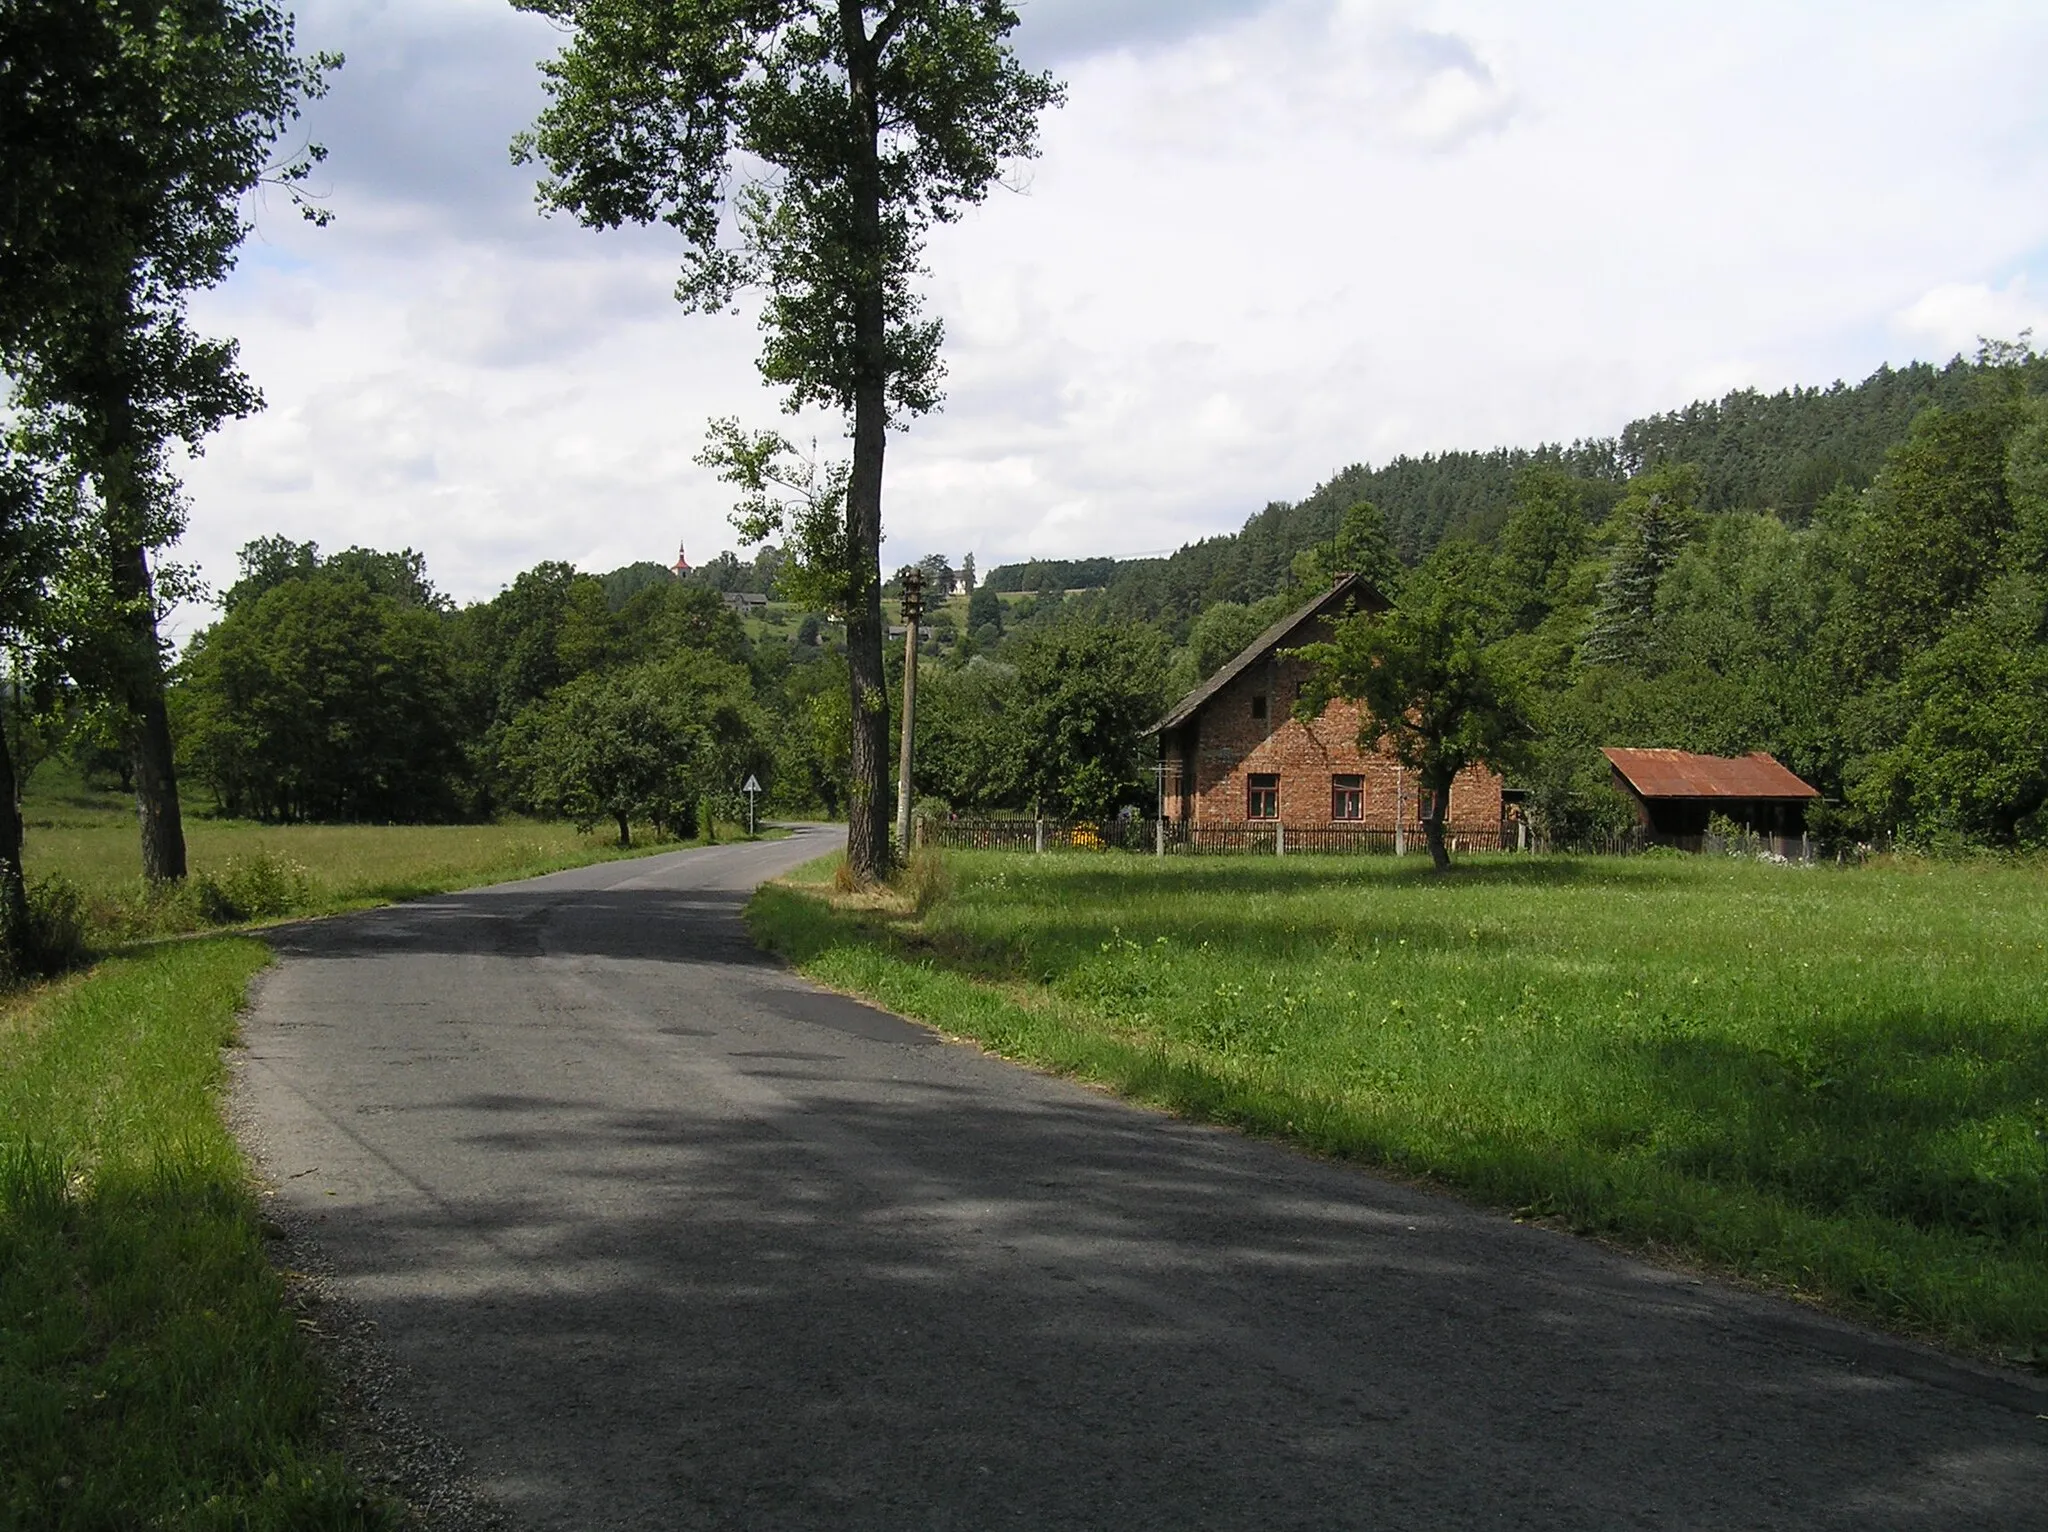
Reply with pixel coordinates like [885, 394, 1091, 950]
[842, 382, 891, 885]
[1421, 770, 1453, 874]
[0, 717, 29, 971]
[839, 5, 892, 887]
[107, 525, 187, 882]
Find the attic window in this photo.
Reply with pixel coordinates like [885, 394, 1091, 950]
[1251, 693, 1268, 721]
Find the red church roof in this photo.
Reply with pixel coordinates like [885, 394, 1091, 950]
[1603, 748, 1818, 801]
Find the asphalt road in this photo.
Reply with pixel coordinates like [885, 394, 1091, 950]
[235, 828, 2048, 1530]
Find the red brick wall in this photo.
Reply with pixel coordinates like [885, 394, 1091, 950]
[1164, 642, 1502, 828]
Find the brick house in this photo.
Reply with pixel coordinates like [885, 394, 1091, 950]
[1150, 574, 1504, 831]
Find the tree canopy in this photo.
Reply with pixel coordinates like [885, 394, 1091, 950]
[177, 569, 465, 823]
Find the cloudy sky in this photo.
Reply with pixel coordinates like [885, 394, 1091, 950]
[175, 0, 2048, 618]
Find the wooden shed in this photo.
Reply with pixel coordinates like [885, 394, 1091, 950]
[1603, 748, 1819, 853]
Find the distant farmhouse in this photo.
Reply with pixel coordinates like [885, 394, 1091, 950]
[1151, 574, 1503, 835]
[721, 591, 769, 615]
[1603, 748, 1819, 854]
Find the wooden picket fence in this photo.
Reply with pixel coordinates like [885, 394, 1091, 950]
[915, 817, 1521, 857]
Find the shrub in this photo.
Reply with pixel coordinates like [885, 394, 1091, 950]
[194, 851, 314, 924]
[13, 874, 91, 977]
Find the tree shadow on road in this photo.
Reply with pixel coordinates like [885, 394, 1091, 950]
[255, 1038, 2048, 1530]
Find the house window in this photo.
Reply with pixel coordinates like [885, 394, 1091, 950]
[1248, 773, 1279, 820]
[1250, 693, 1268, 722]
[1331, 774, 1364, 821]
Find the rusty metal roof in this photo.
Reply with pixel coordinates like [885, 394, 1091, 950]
[1603, 748, 1819, 801]
[1149, 573, 1386, 735]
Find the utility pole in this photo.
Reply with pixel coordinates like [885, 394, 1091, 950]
[894, 565, 925, 857]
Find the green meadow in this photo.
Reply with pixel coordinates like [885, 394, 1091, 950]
[24, 760, 751, 946]
[749, 849, 2048, 1365]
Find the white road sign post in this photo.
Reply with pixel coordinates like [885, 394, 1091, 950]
[742, 775, 761, 836]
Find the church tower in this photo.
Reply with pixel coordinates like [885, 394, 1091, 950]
[671, 542, 690, 578]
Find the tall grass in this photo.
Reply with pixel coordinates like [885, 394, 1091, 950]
[0, 940, 391, 1528]
[749, 851, 2048, 1365]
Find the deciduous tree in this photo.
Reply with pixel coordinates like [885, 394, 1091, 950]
[504, 654, 766, 845]
[0, 0, 337, 881]
[1013, 622, 1166, 822]
[513, 0, 1061, 884]
[0, 445, 76, 958]
[175, 568, 466, 823]
[1297, 543, 1531, 872]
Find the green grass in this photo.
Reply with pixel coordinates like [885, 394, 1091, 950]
[0, 940, 390, 1529]
[25, 759, 762, 946]
[748, 850, 2048, 1366]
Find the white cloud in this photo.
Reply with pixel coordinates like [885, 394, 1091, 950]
[1892, 277, 2048, 358]
[167, 0, 2048, 613]
[1009, 0, 1297, 64]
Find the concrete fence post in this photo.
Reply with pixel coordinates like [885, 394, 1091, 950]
[1034, 817, 1044, 855]
[1276, 821, 1285, 857]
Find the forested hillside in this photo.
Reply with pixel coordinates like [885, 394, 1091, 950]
[35, 343, 2043, 853]
[988, 351, 2048, 636]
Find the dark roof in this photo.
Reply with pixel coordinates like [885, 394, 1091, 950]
[1150, 574, 1381, 734]
[1603, 748, 1819, 801]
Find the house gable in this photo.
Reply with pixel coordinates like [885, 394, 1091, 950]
[1151, 573, 1382, 735]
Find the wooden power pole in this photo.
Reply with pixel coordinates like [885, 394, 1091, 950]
[895, 566, 925, 857]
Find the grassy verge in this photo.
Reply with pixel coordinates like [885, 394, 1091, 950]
[748, 850, 2048, 1367]
[0, 940, 390, 1528]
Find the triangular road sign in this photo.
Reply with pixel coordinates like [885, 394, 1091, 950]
[743, 775, 762, 794]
